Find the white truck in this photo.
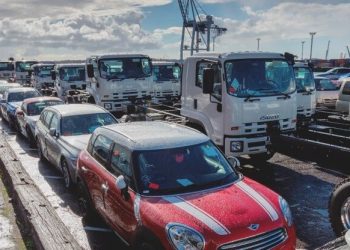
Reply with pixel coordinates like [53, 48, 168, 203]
[15, 60, 38, 84]
[152, 61, 181, 103]
[31, 63, 55, 90]
[293, 62, 316, 127]
[51, 63, 86, 100]
[0, 61, 15, 82]
[85, 54, 152, 112]
[180, 52, 297, 160]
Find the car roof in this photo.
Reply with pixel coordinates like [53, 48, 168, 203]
[99, 121, 209, 151]
[23, 96, 63, 104]
[7, 87, 38, 93]
[188, 51, 286, 61]
[47, 104, 109, 116]
[55, 63, 85, 68]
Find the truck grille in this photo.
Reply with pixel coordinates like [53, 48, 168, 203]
[218, 228, 287, 250]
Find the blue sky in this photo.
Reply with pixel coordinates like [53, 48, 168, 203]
[0, 0, 348, 61]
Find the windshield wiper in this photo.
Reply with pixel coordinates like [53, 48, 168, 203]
[244, 95, 261, 102]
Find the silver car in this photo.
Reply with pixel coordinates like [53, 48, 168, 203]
[35, 104, 118, 188]
[315, 76, 339, 108]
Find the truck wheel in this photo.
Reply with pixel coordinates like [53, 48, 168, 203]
[329, 178, 350, 236]
[250, 150, 275, 162]
[87, 96, 95, 104]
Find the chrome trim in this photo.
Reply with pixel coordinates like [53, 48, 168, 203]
[165, 222, 205, 250]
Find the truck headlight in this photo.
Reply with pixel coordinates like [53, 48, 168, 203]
[230, 141, 243, 152]
[279, 196, 293, 227]
[166, 223, 204, 250]
[104, 103, 112, 110]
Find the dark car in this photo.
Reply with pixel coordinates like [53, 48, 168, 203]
[0, 87, 41, 128]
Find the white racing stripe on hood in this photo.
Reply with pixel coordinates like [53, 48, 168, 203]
[236, 181, 279, 221]
[163, 196, 230, 235]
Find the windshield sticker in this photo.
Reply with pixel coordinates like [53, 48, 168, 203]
[177, 179, 193, 187]
[148, 183, 160, 190]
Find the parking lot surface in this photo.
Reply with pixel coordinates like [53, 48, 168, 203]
[0, 117, 346, 249]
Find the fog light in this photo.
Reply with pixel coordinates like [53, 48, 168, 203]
[104, 103, 112, 110]
[230, 141, 243, 152]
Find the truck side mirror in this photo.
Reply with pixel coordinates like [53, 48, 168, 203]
[87, 64, 94, 78]
[51, 70, 56, 80]
[227, 156, 241, 170]
[202, 68, 214, 94]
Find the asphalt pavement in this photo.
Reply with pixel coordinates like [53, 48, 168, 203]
[0, 117, 347, 249]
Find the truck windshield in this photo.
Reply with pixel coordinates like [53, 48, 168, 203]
[294, 66, 315, 92]
[35, 65, 54, 77]
[225, 59, 295, 97]
[59, 67, 85, 81]
[135, 141, 238, 195]
[315, 78, 338, 91]
[99, 57, 152, 80]
[16, 61, 37, 72]
[153, 65, 181, 82]
[0, 62, 13, 71]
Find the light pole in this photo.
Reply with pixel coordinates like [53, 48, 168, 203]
[257, 38, 261, 51]
[301, 41, 305, 60]
[309, 32, 316, 61]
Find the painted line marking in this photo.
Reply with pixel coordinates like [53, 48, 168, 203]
[84, 226, 112, 233]
[43, 176, 63, 179]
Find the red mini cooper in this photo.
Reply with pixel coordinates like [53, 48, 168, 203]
[77, 121, 296, 250]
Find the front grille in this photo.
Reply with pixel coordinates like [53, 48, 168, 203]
[218, 228, 287, 250]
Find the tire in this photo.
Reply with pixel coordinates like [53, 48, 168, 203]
[37, 138, 47, 162]
[87, 96, 95, 104]
[61, 159, 73, 189]
[329, 178, 350, 236]
[77, 180, 94, 217]
[26, 127, 36, 148]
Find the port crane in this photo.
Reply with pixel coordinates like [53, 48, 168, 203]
[177, 0, 227, 61]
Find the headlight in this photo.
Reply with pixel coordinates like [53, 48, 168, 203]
[104, 103, 112, 110]
[279, 196, 293, 227]
[166, 223, 204, 250]
[230, 141, 243, 152]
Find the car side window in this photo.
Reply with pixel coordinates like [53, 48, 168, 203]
[43, 111, 54, 128]
[21, 103, 27, 114]
[110, 143, 134, 188]
[40, 111, 47, 123]
[92, 135, 113, 167]
[50, 114, 59, 130]
[87, 133, 97, 154]
[342, 82, 350, 95]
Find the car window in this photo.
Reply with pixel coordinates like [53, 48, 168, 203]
[43, 111, 54, 128]
[92, 135, 113, 167]
[111, 144, 132, 177]
[40, 110, 47, 123]
[50, 114, 59, 130]
[342, 82, 350, 95]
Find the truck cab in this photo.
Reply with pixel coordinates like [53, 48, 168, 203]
[293, 62, 316, 127]
[52, 63, 86, 100]
[181, 52, 297, 160]
[85, 54, 152, 112]
[31, 63, 55, 90]
[15, 60, 38, 84]
[152, 61, 181, 103]
[0, 61, 15, 82]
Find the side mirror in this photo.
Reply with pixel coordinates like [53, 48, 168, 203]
[51, 70, 56, 80]
[49, 128, 58, 137]
[227, 156, 241, 170]
[202, 68, 214, 94]
[87, 64, 94, 78]
[116, 175, 129, 200]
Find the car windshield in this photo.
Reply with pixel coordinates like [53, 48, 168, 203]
[225, 59, 295, 97]
[153, 65, 181, 82]
[135, 141, 238, 195]
[35, 65, 54, 77]
[59, 67, 85, 81]
[294, 66, 315, 92]
[315, 78, 338, 91]
[0, 62, 13, 71]
[8, 90, 41, 102]
[61, 113, 116, 136]
[99, 57, 152, 80]
[27, 100, 63, 116]
[16, 61, 37, 72]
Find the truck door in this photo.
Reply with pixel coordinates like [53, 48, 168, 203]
[191, 61, 224, 144]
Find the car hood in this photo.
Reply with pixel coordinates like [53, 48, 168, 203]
[140, 178, 286, 246]
[60, 134, 91, 152]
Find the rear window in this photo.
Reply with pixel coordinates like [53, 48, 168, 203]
[8, 90, 41, 102]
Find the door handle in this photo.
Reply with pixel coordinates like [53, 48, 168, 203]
[81, 166, 88, 172]
[101, 183, 109, 193]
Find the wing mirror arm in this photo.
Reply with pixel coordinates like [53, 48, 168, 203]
[116, 175, 130, 200]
